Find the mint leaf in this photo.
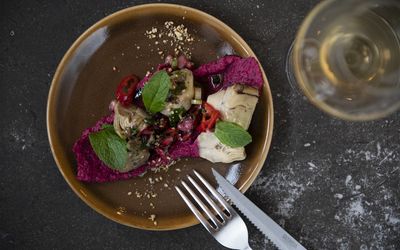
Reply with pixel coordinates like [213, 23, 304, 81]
[101, 124, 114, 130]
[89, 126, 128, 170]
[215, 121, 252, 148]
[142, 71, 171, 113]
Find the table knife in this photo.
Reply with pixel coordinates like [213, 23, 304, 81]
[212, 168, 307, 250]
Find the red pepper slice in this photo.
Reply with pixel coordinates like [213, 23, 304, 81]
[138, 127, 150, 135]
[115, 74, 140, 106]
[181, 133, 192, 141]
[197, 102, 220, 132]
[161, 136, 174, 147]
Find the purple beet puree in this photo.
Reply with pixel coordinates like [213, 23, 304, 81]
[193, 55, 264, 95]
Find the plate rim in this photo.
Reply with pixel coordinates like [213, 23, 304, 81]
[46, 3, 274, 231]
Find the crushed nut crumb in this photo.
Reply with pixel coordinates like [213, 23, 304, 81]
[144, 21, 194, 57]
[148, 177, 155, 185]
[149, 214, 156, 221]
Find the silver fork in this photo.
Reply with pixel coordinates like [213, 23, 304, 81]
[175, 170, 252, 250]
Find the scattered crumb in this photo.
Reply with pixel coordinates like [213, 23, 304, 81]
[144, 21, 194, 57]
[127, 191, 132, 196]
[116, 206, 126, 215]
[148, 177, 155, 185]
[148, 213, 158, 225]
[149, 214, 156, 221]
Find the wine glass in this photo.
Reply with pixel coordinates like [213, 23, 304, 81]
[286, 0, 400, 121]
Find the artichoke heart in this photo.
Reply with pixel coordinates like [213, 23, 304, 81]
[207, 84, 259, 130]
[161, 69, 194, 116]
[113, 102, 149, 139]
[198, 132, 245, 163]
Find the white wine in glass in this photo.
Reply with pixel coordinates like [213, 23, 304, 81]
[287, 0, 400, 120]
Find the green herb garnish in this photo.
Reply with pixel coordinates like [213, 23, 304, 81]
[101, 124, 114, 130]
[144, 117, 155, 125]
[171, 81, 186, 96]
[130, 127, 138, 136]
[169, 108, 186, 127]
[215, 121, 252, 148]
[142, 71, 171, 113]
[171, 58, 178, 69]
[89, 126, 128, 170]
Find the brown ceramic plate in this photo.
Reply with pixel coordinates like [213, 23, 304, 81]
[47, 4, 274, 230]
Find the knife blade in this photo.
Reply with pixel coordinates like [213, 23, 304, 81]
[212, 168, 307, 250]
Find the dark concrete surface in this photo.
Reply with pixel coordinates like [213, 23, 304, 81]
[1, 0, 399, 249]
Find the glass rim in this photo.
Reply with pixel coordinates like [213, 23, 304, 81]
[292, 0, 400, 121]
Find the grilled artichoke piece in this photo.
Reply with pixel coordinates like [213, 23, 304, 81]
[197, 131, 245, 163]
[207, 84, 259, 130]
[113, 102, 149, 139]
[161, 69, 194, 116]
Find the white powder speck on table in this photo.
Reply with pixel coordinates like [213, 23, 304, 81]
[345, 175, 352, 186]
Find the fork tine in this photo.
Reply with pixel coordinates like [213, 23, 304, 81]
[180, 180, 222, 228]
[193, 170, 232, 213]
[187, 175, 228, 222]
[175, 186, 215, 233]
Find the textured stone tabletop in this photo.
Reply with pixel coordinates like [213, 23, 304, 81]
[1, 0, 399, 249]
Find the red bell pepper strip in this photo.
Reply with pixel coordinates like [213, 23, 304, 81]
[115, 74, 140, 106]
[197, 102, 220, 132]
